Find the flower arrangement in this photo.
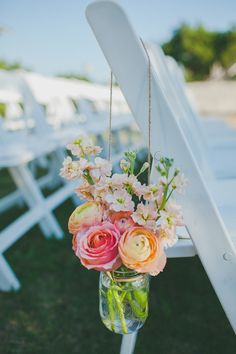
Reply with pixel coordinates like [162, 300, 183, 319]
[60, 135, 187, 334]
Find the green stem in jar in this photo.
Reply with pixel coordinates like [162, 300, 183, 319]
[107, 288, 115, 332]
[113, 290, 128, 334]
[120, 291, 127, 303]
[126, 291, 148, 320]
[133, 289, 148, 309]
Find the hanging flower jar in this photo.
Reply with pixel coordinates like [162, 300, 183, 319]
[99, 269, 149, 334]
[60, 135, 187, 335]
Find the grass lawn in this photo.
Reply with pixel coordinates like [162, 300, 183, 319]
[0, 169, 235, 354]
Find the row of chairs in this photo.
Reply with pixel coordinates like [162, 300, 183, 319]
[86, 2, 236, 352]
[0, 69, 144, 291]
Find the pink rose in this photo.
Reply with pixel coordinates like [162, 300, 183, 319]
[109, 211, 136, 234]
[74, 222, 122, 271]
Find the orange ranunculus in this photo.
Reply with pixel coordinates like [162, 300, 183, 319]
[118, 226, 166, 276]
[109, 211, 136, 234]
[68, 202, 103, 234]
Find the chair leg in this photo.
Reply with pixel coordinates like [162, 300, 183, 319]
[9, 165, 64, 239]
[0, 254, 20, 291]
[120, 332, 138, 354]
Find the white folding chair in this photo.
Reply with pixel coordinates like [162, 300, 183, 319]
[0, 72, 81, 291]
[164, 55, 236, 142]
[86, 3, 236, 354]
[146, 43, 236, 180]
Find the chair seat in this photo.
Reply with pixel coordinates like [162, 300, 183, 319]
[219, 206, 236, 247]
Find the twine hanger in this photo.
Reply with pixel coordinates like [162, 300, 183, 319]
[108, 39, 152, 184]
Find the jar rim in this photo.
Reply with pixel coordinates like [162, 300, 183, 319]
[112, 269, 144, 282]
[113, 269, 138, 275]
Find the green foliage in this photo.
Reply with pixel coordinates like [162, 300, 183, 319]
[162, 24, 236, 81]
[0, 102, 6, 117]
[57, 73, 91, 82]
[0, 59, 22, 71]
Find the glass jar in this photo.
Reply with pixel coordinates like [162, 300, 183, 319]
[99, 269, 150, 334]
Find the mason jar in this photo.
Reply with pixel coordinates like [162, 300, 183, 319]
[99, 269, 150, 334]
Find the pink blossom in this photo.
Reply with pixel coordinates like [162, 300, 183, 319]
[109, 211, 136, 234]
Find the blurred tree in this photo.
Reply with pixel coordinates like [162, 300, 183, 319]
[219, 29, 236, 69]
[57, 73, 91, 82]
[0, 103, 6, 117]
[0, 59, 22, 71]
[162, 24, 236, 81]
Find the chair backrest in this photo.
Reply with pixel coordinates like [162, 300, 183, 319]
[86, 0, 236, 332]
[0, 70, 51, 136]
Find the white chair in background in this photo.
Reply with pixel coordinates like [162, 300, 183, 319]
[0, 72, 79, 291]
[86, 3, 236, 354]
[146, 43, 236, 179]
[163, 51, 236, 147]
[143, 45, 236, 218]
[22, 70, 137, 155]
[164, 54, 236, 141]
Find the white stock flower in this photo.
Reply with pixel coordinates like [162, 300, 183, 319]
[94, 157, 112, 176]
[120, 159, 130, 172]
[171, 173, 188, 194]
[83, 144, 102, 156]
[93, 177, 109, 201]
[67, 135, 102, 157]
[143, 184, 163, 202]
[110, 173, 128, 187]
[78, 158, 93, 171]
[132, 203, 157, 229]
[67, 143, 84, 157]
[124, 175, 143, 196]
[59, 157, 81, 180]
[159, 199, 183, 228]
[158, 176, 168, 187]
[158, 226, 178, 248]
[105, 190, 134, 212]
[75, 182, 95, 201]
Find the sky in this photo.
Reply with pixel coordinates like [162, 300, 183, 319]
[1, 0, 236, 83]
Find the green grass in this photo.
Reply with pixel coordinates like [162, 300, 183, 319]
[0, 171, 235, 354]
